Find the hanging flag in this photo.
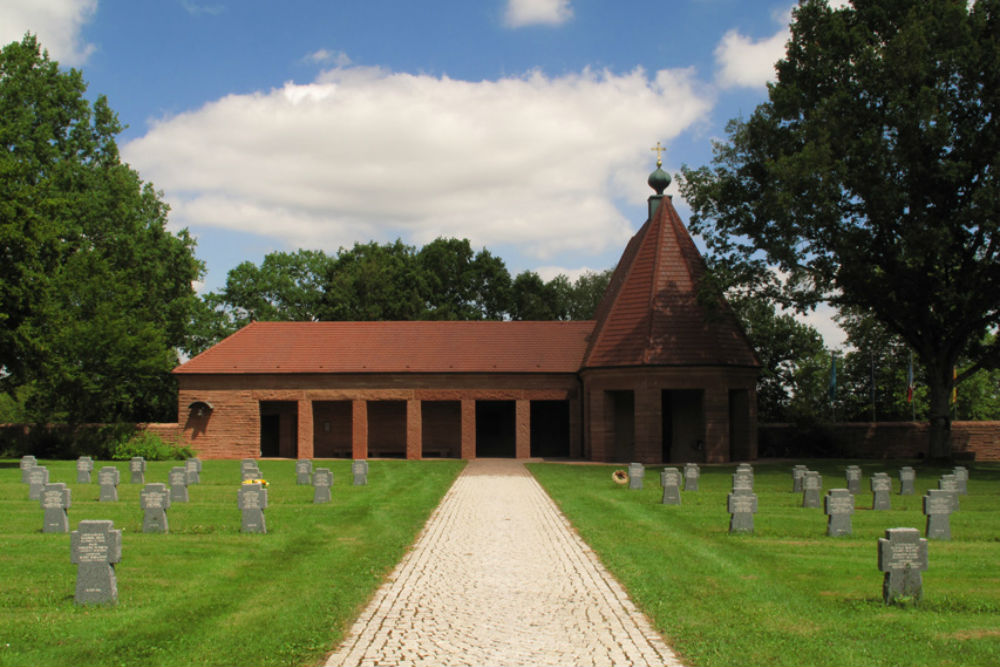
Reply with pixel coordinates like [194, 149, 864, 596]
[906, 351, 914, 403]
[828, 352, 837, 403]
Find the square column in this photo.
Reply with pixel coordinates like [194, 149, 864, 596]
[569, 397, 582, 459]
[460, 400, 476, 460]
[352, 399, 369, 459]
[406, 399, 422, 460]
[297, 398, 314, 459]
[634, 386, 662, 463]
[515, 399, 531, 459]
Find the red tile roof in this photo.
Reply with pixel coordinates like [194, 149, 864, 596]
[583, 196, 760, 369]
[174, 320, 595, 374]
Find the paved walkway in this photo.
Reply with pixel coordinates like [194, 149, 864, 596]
[324, 459, 683, 667]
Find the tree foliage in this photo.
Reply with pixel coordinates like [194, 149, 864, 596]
[0, 35, 202, 423]
[679, 0, 1000, 458]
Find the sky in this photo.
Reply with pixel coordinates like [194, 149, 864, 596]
[1, 0, 846, 346]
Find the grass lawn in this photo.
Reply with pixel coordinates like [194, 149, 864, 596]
[529, 460, 1000, 667]
[0, 458, 464, 667]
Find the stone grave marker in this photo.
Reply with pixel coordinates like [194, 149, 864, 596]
[20, 455, 38, 483]
[627, 462, 644, 490]
[736, 463, 753, 473]
[313, 468, 333, 503]
[238, 483, 268, 533]
[41, 482, 72, 533]
[845, 465, 862, 494]
[660, 467, 682, 505]
[169, 466, 189, 502]
[241, 459, 261, 482]
[71, 519, 122, 605]
[296, 459, 313, 485]
[802, 471, 822, 508]
[727, 490, 758, 533]
[952, 466, 968, 495]
[77, 456, 94, 484]
[28, 465, 49, 500]
[130, 457, 146, 484]
[898, 466, 916, 495]
[792, 464, 808, 493]
[140, 483, 171, 533]
[937, 475, 960, 511]
[923, 489, 953, 540]
[877, 527, 928, 604]
[98, 467, 120, 502]
[732, 470, 754, 492]
[683, 463, 700, 491]
[824, 489, 854, 536]
[353, 459, 369, 486]
[186, 457, 202, 485]
[871, 472, 892, 510]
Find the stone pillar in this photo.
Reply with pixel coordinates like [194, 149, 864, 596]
[406, 399, 422, 460]
[588, 390, 610, 462]
[515, 399, 531, 459]
[568, 394, 582, 459]
[297, 398, 314, 459]
[460, 399, 476, 460]
[352, 399, 369, 459]
[633, 386, 662, 463]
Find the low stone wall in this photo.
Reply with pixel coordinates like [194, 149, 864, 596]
[759, 421, 1000, 461]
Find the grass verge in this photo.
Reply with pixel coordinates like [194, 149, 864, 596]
[0, 458, 464, 667]
[528, 460, 1000, 667]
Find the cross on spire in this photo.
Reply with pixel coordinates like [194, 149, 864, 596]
[650, 141, 665, 167]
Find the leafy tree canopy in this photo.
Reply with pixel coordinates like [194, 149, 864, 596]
[679, 0, 1000, 457]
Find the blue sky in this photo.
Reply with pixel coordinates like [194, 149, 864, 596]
[2, 0, 845, 344]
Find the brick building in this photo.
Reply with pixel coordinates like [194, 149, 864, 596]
[173, 167, 760, 462]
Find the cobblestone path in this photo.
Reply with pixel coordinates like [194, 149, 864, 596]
[324, 459, 683, 667]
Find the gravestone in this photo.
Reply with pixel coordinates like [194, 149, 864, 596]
[41, 482, 72, 533]
[140, 483, 171, 533]
[732, 470, 754, 492]
[71, 520, 122, 605]
[660, 467, 682, 505]
[845, 465, 862, 494]
[627, 462, 644, 490]
[952, 466, 968, 495]
[296, 459, 313, 485]
[683, 463, 700, 491]
[28, 466, 49, 500]
[871, 472, 892, 510]
[98, 467, 120, 502]
[792, 464, 808, 493]
[727, 490, 758, 533]
[313, 468, 333, 504]
[241, 459, 261, 482]
[824, 489, 854, 537]
[898, 466, 916, 495]
[877, 527, 928, 604]
[130, 457, 146, 484]
[353, 460, 369, 486]
[238, 483, 268, 533]
[923, 489, 953, 540]
[937, 475, 960, 512]
[20, 455, 38, 483]
[736, 463, 753, 474]
[185, 458, 202, 485]
[802, 471, 822, 508]
[169, 466, 189, 502]
[77, 456, 94, 484]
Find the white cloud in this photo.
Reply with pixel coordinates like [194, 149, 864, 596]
[504, 0, 572, 27]
[714, 6, 792, 89]
[0, 0, 97, 66]
[180, 1, 225, 17]
[303, 48, 351, 67]
[123, 64, 713, 262]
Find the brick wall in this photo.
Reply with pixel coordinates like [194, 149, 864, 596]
[759, 421, 1000, 461]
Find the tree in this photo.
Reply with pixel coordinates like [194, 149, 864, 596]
[0, 35, 202, 423]
[679, 0, 1000, 459]
[417, 238, 511, 320]
[566, 269, 613, 320]
[320, 240, 427, 321]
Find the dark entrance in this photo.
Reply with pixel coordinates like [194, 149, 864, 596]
[662, 390, 705, 462]
[607, 390, 635, 462]
[260, 401, 297, 457]
[729, 389, 752, 461]
[475, 401, 515, 457]
[530, 400, 570, 457]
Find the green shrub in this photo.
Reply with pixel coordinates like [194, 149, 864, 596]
[111, 430, 194, 461]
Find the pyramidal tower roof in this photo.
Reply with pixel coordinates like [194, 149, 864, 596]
[583, 186, 759, 370]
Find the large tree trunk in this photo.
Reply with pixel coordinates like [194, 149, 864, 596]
[926, 366, 953, 462]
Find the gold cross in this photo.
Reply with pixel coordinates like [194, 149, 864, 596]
[650, 141, 665, 167]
